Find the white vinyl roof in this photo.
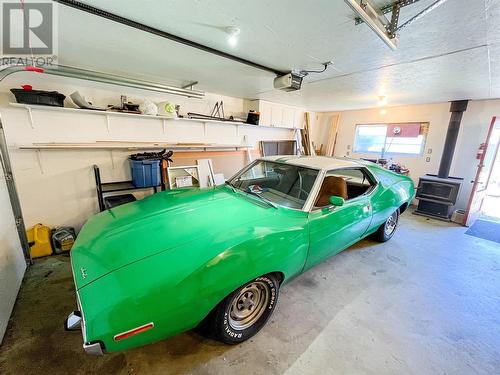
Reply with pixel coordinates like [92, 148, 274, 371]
[260, 156, 366, 171]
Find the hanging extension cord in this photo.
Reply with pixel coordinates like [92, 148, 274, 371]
[295, 61, 333, 78]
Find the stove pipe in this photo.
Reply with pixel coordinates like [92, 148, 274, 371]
[438, 100, 469, 178]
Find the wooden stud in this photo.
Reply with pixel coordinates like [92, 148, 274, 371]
[325, 114, 340, 157]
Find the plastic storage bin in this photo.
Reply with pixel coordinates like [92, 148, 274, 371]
[26, 224, 53, 258]
[129, 159, 161, 187]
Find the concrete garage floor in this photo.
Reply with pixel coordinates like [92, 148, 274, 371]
[1, 212, 499, 375]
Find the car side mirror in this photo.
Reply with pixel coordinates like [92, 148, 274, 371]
[329, 196, 345, 206]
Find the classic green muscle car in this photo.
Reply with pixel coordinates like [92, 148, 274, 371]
[65, 156, 415, 354]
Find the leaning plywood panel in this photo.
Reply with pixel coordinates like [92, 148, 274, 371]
[325, 114, 340, 157]
[0, 160, 26, 343]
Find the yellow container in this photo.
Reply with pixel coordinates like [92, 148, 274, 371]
[26, 224, 53, 258]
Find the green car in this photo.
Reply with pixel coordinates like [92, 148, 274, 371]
[65, 156, 415, 355]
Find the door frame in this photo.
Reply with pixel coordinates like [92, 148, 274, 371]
[0, 118, 31, 263]
[464, 116, 499, 226]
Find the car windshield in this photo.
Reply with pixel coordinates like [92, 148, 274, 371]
[228, 160, 319, 210]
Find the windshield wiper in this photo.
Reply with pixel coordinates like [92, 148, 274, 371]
[224, 180, 237, 193]
[225, 181, 277, 209]
[245, 190, 278, 209]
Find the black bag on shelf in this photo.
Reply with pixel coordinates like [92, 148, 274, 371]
[129, 149, 173, 162]
[11, 88, 66, 107]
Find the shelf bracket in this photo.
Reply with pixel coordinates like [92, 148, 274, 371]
[181, 81, 198, 90]
[36, 149, 44, 174]
[110, 150, 115, 169]
[105, 114, 111, 133]
[27, 107, 35, 129]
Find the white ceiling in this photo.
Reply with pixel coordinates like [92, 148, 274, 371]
[50, 0, 500, 111]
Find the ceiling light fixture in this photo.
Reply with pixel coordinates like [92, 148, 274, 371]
[225, 26, 240, 48]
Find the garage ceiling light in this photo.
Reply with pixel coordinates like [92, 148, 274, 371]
[378, 95, 388, 106]
[225, 26, 240, 48]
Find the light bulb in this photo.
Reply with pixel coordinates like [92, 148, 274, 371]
[227, 34, 238, 47]
[225, 26, 240, 48]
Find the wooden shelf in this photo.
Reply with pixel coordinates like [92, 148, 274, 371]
[8, 103, 297, 130]
[16, 142, 252, 150]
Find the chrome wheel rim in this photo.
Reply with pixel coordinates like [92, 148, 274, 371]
[228, 281, 270, 330]
[385, 211, 398, 236]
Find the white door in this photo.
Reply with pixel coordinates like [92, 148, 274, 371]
[258, 101, 272, 127]
[294, 109, 305, 129]
[0, 158, 26, 343]
[282, 106, 295, 128]
[465, 117, 500, 226]
[271, 104, 283, 127]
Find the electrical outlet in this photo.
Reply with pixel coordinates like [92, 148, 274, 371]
[427, 148, 432, 154]
[426, 157, 431, 162]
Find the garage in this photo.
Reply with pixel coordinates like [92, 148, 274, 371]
[1, 0, 500, 373]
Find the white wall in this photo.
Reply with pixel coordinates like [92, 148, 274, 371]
[326, 100, 500, 210]
[0, 159, 26, 343]
[0, 73, 298, 231]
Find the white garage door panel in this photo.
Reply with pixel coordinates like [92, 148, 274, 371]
[0, 159, 26, 344]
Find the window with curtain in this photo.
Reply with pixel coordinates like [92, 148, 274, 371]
[353, 122, 428, 156]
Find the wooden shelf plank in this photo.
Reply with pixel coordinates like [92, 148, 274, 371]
[16, 142, 252, 150]
[7, 103, 295, 130]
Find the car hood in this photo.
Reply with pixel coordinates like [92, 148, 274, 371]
[71, 186, 275, 289]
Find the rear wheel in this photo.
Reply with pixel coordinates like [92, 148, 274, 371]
[373, 209, 399, 242]
[209, 274, 279, 344]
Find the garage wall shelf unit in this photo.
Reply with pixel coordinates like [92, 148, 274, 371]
[245, 100, 305, 129]
[0, 102, 295, 230]
[94, 164, 159, 212]
[9, 102, 303, 133]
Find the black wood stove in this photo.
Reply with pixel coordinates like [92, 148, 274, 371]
[414, 100, 468, 220]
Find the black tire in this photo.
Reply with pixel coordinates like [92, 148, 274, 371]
[372, 209, 399, 242]
[209, 274, 280, 344]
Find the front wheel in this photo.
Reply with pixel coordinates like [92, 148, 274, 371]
[372, 209, 399, 242]
[210, 274, 280, 344]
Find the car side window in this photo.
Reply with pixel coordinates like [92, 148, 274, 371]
[313, 168, 375, 208]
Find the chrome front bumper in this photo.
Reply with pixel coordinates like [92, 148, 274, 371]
[64, 310, 104, 355]
[68, 256, 104, 356]
[64, 311, 82, 331]
[83, 341, 104, 355]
